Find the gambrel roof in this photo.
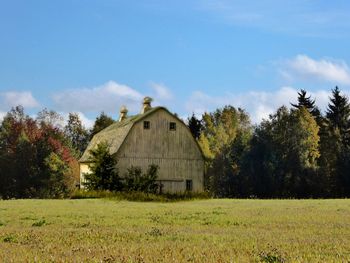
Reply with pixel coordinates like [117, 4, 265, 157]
[79, 107, 202, 163]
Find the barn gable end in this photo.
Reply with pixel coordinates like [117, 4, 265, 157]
[79, 102, 204, 193]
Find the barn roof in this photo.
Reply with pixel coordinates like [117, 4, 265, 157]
[79, 106, 166, 163]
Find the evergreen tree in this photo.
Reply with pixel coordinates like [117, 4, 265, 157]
[324, 86, 350, 196]
[83, 142, 122, 191]
[123, 164, 159, 193]
[326, 86, 350, 137]
[187, 113, 202, 140]
[90, 112, 114, 139]
[291, 89, 321, 118]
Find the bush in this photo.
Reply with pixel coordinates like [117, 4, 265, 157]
[123, 164, 159, 193]
[70, 190, 210, 202]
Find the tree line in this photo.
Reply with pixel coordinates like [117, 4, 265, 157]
[0, 86, 349, 198]
[0, 107, 115, 198]
[188, 87, 350, 198]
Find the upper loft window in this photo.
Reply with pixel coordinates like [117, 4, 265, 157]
[144, 121, 150, 129]
[169, 122, 176, 131]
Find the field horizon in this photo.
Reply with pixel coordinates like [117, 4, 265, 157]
[0, 198, 349, 262]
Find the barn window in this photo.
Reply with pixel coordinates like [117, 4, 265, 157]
[186, 180, 193, 191]
[169, 122, 176, 131]
[143, 121, 150, 129]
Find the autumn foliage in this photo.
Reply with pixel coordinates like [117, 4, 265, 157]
[0, 106, 78, 198]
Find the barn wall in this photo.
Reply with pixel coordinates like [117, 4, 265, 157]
[117, 157, 203, 192]
[79, 163, 91, 188]
[117, 109, 204, 193]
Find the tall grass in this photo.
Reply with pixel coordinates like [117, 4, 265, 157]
[0, 199, 349, 261]
[70, 190, 211, 202]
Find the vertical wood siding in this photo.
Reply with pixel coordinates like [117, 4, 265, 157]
[117, 109, 204, 192]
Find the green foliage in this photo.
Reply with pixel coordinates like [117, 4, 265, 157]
[1, 86, 350, 199]
[187, 113, 202, 139]
[3, 235, 17, 243]
[83, 142, 122, 191]
[326, 86, 350, 134]
[123, 164, 159, 194]
[243, 106, 320, 197]
[291, 107, 320, 169]
[291, 89, 321, 118]
[323, 86, 350, 196]
[199, 106, 252, 196]
[90, 112, 114, 139]
[70, 189, 210, 202]
[43, 152, 70, 198]
[0, 106, 76, 199]
[64, 113, 89, 156]
[259, 248, 285, 263]
[32, 219, 46, 227]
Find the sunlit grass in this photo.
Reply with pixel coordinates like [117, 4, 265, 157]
[0, 199, 349, 262]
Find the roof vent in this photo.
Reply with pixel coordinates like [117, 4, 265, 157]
[141, 96, 153, 114]
[119, 105, 128, 122]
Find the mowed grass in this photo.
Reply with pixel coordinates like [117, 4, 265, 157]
[0, 199, 349, 262]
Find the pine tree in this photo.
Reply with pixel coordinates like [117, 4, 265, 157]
[326, 86, 350, 136]
[325, 86, 350, 196]
[187, 113, 202, 140]
[84, 142, 122, 191]
[291, 89, 321, 118]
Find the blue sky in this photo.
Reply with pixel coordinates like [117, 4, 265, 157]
[1, 0, 350, 126]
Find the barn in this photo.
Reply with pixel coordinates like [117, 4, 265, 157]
[79, 97, 204, 193]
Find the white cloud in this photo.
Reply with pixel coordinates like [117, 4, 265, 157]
[0, 111, 6, 123]
[60, 111, 95, 129]
[76, 112, 95, 129]
[52, 81, 144, 115]
[186, 86, 350, 123]
[150, 82, 173, 100]
[283, 55, 350, 85]
[0, 91, 39, 109]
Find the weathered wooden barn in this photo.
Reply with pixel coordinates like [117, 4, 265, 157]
[79, 97, 204, 193]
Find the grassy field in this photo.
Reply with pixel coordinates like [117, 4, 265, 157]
[0, 199, 349, 262]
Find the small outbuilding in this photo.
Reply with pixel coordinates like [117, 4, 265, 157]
[79, 97, 204, 193]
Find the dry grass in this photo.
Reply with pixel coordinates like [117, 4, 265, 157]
[0, 199, 349, 262]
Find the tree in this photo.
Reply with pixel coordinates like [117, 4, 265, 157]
[0, 106, 76, 199]
[83, 142, 122, 191]
[90, 112, 114, 139]
[199, 106, 252, 196]
[64, 113, 89, 155]
[37, 108, 64, 129]
[43, 152, 71, 198]
[243, 106, 320, 198]
[291, 89, 321, 118]
[323, 87, 350, 196]
[187, 113, 202, 140]
[123, 164, 159, 193]
[326, 86, 350, 137]
[209, 130, 251, 197]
